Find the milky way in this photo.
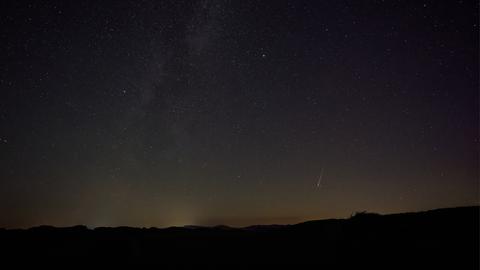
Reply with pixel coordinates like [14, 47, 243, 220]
[0, 0, 478, 228]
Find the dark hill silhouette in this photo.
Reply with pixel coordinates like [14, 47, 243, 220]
[0, 206, 478, 268]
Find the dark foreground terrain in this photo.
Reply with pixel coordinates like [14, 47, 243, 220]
[1, 206, 478, 268]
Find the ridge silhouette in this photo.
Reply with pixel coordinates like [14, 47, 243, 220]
[0, 206, 478, 268]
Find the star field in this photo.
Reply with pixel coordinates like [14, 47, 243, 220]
[0, 0, 478, 228]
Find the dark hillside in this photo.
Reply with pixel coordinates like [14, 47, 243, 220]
[0, 206, 477, 268]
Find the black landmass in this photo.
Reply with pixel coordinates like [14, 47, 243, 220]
[1, 206, 478, 268]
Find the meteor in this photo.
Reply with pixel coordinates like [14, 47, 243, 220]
[316, 168, 324, 189]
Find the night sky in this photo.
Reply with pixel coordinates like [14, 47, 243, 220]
[0, 0, 478, 228]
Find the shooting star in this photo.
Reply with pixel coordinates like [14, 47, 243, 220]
[316, 167, 324, 189]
